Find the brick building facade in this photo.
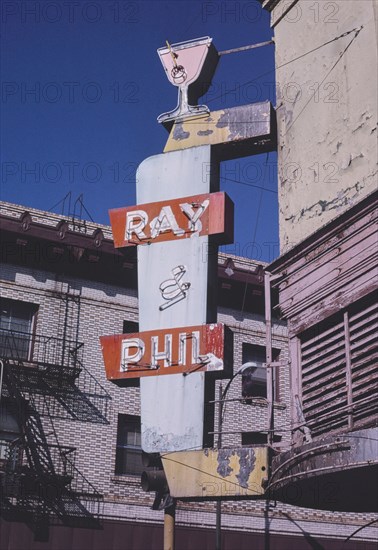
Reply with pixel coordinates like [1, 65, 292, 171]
[1, 200, 377, 549]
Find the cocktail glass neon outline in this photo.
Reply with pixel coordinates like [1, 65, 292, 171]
[157, 36, 214, 124]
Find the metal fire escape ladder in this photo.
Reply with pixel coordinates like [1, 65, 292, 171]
[2, 366, 60, 521]
[39, 356, 110, 424]
[43, 285, 111, 423]
[40, 392, 104, 529]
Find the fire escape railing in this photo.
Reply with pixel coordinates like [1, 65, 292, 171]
[0, 328, 111, 424]
[73, 354, 110, 422]
[0, 328, 82, 378]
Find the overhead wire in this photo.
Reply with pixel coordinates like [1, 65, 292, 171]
[153, 29, 365, 489]
[206, 26, 363, 105]
[283, 26, 363, 136]
[220, 175, 277, 194]
[234, 26, 363, 315]
[344, 518, 378, 543]
[159, 453, 266, 494]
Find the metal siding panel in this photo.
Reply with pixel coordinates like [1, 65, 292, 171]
[138, 238, 209, 328]
[136, 146, 215, 201]
[163, 102, 275, 159]
[162, 447, 268, 498]
[274, 202, 378, 334]
[279, 227, 377, 314]
[136, 147, 218, 453]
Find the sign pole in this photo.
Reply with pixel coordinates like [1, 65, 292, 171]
[101, 36, 277, 541]
[164, 502, 176, 550]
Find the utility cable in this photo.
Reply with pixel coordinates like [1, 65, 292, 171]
[206, 26, 362, 105]
[283, 26, 363, 136]
[220, 175, 277, 194]
[344, 518, 378, 543]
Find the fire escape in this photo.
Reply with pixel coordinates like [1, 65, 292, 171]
[0, 291, 111, 539]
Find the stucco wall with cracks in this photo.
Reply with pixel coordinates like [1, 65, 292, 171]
[266, 0, 378, 251]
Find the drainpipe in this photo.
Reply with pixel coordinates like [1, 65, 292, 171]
[264, 271, 274, 446]
[0, 360, 4, 405]
[215, 382, 223, 550]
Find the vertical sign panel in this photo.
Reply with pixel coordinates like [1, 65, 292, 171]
[137, 145, 218, 453]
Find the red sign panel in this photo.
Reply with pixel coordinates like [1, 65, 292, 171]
[109, 191, 234, 248]
[101, 323, 232, 385]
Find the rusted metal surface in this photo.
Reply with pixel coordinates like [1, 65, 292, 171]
[101, 323, 232, 383]
[164, 102, 276, 159]
[161, 447, 268, 499]
[269, 427, 378, 512]
[109, 191, 234, 248]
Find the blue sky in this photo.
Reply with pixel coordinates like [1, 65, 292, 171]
[1, 0, 279, 262]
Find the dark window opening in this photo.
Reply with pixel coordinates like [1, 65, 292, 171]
[115, 414, 143, 476]
[0, 299, 38, 360]
[0, 400, 23, 465]
[123, 320, 139, 334]
[241, 344, 280, 400]
[242, 432, 282, 446]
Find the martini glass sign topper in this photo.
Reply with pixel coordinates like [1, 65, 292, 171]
[157, 37, 219, 125]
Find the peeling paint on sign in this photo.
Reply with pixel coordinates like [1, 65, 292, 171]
[236, 448, 256, 488]
[161, 447, 268, 498]
[101, 323, 232, 383]
[217, 449, 235, 477]
[109, 191, 233, 248]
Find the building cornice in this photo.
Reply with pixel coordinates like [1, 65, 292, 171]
[0, 201, 274, 313]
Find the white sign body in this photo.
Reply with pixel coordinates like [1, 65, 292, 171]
[137, 146, 217, 453]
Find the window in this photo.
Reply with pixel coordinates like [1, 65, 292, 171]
[0, 299, 38, 360]
[242, 432, 282, 446]
[0, 400, 22, 463]
[241, 344, 279, 399]
[123, 320, 139, 334]
[115, 414, 143, 476]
